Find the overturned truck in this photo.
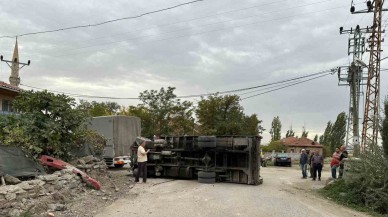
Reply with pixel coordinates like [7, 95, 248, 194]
[131, 136, 263, 185]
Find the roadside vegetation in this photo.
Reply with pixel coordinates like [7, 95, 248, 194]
[320, 98, 388, 216]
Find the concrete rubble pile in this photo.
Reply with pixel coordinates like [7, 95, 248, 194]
[73, 155, 107, 174]
[0, 156, 107, 217]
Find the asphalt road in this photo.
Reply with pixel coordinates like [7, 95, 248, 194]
[95, 166, 369, 217]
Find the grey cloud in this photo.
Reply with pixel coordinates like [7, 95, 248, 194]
[0, 0, 385, 143]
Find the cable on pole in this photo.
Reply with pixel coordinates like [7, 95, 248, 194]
[19, 68, 336, 100]
[0, 0, 204, 39]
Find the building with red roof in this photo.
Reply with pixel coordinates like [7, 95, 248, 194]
[281, 136, 323, 155]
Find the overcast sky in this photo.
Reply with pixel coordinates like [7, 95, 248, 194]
[1, 0, 387, 143]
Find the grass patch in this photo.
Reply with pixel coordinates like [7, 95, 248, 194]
[319, 179, 388, 217]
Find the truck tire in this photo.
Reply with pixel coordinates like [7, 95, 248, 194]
[198, 136, 216, 142]
[198, 141, 216, 148]
[198, 171, 216, 179]
[198, 177, 216, 184]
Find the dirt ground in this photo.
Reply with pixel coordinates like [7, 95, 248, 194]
[54, 168, 136, 217]
[88, 166, 370, 217]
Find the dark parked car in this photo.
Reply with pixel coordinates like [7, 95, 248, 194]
[274, 153, 292, 167]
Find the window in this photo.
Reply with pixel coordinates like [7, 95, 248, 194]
[2, 100, 13, 112]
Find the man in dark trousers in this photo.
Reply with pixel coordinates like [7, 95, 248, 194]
[135, 141, 149, 183]
[309, 151, 315, 178]
[299, 149, 308, 179]
[311, 151, 324, 181]
[338, 145, 348, 179]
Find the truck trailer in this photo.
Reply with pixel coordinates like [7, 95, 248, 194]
[131, 135, 263, 185]
[88, 115, 141, 168]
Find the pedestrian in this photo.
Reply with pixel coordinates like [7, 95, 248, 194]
[309, 151, 315, 178]
[135, 141, 149, 183]
[311, 151, 324, 181]
[300, 149, 308, 179]
[338, 145, 348, 179]
[330, 147, 341, 179]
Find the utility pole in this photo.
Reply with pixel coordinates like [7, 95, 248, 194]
[350, 0, 387, 152]
[338, 25, 367, 155]
[0, 38, 30, 87]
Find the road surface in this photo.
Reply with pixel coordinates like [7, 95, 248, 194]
[95, 166, 369, 217]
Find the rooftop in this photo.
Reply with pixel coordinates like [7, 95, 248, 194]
[0, 81, 20, 92]
[281, 136, 323, 148]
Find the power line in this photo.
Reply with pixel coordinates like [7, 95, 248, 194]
[55, 4, 347, 57]
[241, 73, 332, 100]
[237, 72, 332, 96]
[19, 68, 335, 100]
[0, 0, 204, 39]
[60, 0, 293, 45]
[178, 69, 333, 98]
[56, 0, 331, 53]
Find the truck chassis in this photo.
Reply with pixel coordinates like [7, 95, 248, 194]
[131, 135, 263, 185]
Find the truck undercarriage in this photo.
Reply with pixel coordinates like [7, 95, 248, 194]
[131, 136, 263, 185]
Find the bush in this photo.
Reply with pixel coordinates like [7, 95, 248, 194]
[0, 90, 90, 160]
[322, 146, 388, 215]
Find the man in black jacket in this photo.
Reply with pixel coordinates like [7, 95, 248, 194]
[338, 146, 348, 179]
[300, 149, 308, 179]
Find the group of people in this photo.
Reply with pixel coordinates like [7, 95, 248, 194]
[299, 146, 348, 181]
[329, 146, 348, 179]
[300, 149, 323, 181]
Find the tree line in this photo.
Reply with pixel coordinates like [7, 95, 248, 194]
[79, 87, 264, 138]
[0, 87, 264, 159]
[265, 113, 347, 155]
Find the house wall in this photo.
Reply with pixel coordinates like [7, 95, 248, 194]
[0, 89, 19, 113]
[287, 146, 323, 155]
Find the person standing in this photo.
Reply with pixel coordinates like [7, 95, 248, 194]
[330, 148, 341, 179]
[312, 151, 324, 181]
[135, 141, 149, 183]
[300, 149, 308, 179]
[338, 146, 348, 179]
[309, 151, 315, 178]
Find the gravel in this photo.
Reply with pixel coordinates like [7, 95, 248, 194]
[95, 167, 370, 217]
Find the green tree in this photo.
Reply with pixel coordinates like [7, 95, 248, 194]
[329, 112, 347, 153]
[301, 129, 309, 138]
[314, 134, 318, 142]
[270, 116, 282, 141]
[285, 129, 295, 137]
[381, 98, 388, 157]
[321, 121, 333, 149]
[139, 87, 177, 136]
[243, 114, 264, 136]
[319, 135, 324, 144]
[169, 100, 195, 136]
[1, 90, 88, 159]
[196, 94, 263, 135]
[137, 87, 194, 137]
[78, 100, 120, 116]
[122, 105, 153, 137]
[261, 140, 287, 152]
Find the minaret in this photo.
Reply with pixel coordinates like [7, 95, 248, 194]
[9, 38, 20, 86]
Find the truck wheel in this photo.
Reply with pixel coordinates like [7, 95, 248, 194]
[198, 141, 216, 148]
[198, 177, 216, 184]
[198, 136, 216, 142]
[198, 171, 216, 179]
[114, 164, 124, 168]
